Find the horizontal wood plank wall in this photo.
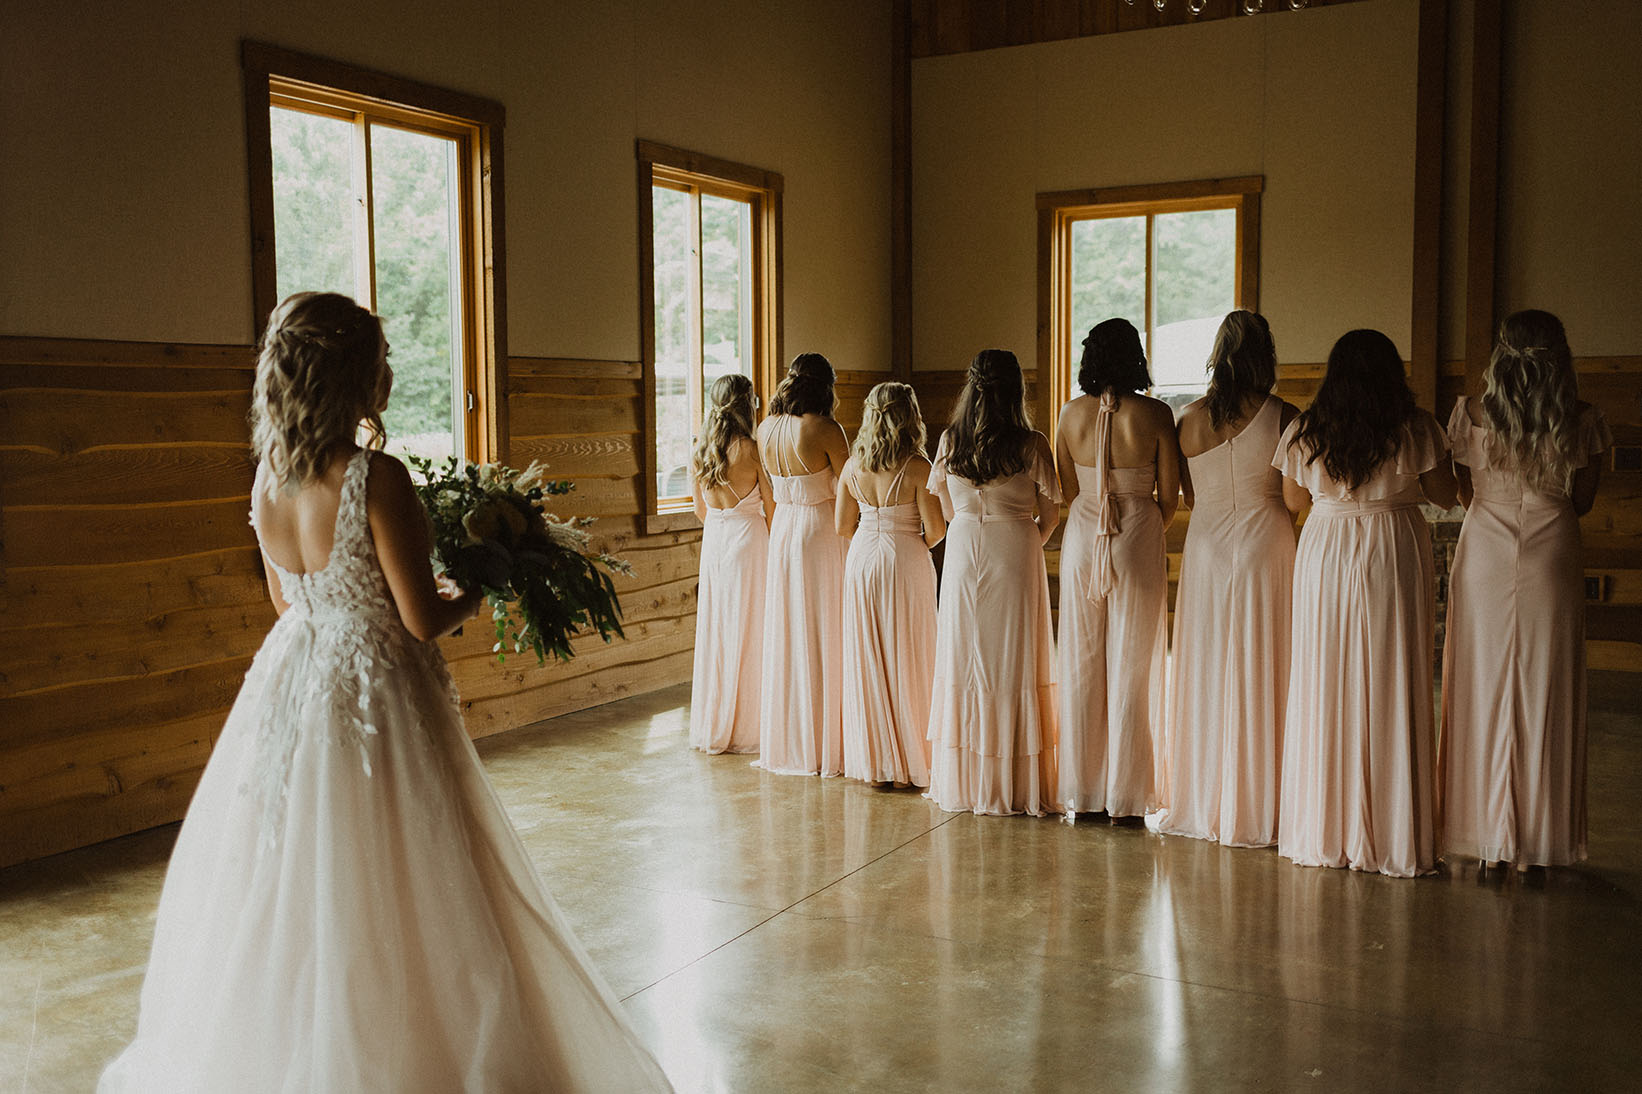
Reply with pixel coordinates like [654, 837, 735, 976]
[907, 0, 1369, 58]
[0, 337, 267, 867]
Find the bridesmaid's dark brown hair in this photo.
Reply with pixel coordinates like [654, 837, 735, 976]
[943, 349, 1032, 485]
[1288, 329, 1416, 490]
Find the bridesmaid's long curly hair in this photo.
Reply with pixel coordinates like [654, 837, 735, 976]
[1078, 318, 1151, 406]
[1203, 310, 1277, 429]
[692, 374, 756, 489]
[944, 349, 1032, 485]
[1288, 329, 1415, 491]
[851, 381, 927, 473]
[1481, 309, 1582, 492]
[768, 352, 836, 418]
[252, 292, 386, 493]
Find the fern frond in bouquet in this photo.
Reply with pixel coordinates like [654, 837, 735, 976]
[407, 456, 632, 664]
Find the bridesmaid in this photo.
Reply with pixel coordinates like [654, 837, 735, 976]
[1156, 310, 1298, 846]
[926, 349, 1061, 816]
[1275, 329, 1457, 877]
[1440, 309, 1611, 870]
[1055, 318, 1180, 823]
[689, 374, 773, 755]
[836, 382, 946, 788]
[757, 353, 850, 776]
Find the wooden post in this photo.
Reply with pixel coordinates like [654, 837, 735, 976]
[1409, 0, 1448, 410]
[892, 0, 913, 381]
[1464, 0, 1504, 396]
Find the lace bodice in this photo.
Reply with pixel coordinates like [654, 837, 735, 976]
[246, 449, 450, 848]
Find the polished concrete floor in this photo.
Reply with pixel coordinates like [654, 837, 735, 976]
[4, 675, 1641, 1093]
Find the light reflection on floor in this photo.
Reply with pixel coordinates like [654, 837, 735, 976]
[3, 676, 1641, 1092]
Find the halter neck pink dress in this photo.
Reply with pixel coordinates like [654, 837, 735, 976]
[1275, 412, 1447, 878]
[1439, 398, 1611, 866]
[1056, 393, 1169, 820]
[841, 461, 938, 787]
[926, 434, 1061, 815]
[758, 416, 846, 776]
[690, 473, 768, 755]
[1156, 395, 1294, 846]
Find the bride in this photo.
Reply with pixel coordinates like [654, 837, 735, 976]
[99, 292, 673, 1092]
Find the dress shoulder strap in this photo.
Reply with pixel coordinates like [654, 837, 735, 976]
[333, 448, 374, 555]
[885, 459, 911, 504]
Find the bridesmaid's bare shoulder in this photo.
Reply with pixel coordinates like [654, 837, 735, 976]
[1276, 397, 1301, 431]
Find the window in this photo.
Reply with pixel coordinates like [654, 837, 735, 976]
[1039, 178, 1261, 423]
[637, 141, 781, 530]
[243, 43, 506, 462]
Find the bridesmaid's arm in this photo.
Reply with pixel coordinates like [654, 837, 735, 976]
[1033, 433, 1060, 547]
[1154, 410, 1182, 526]
[835, 459, 860, 538]
[820, 418, 850, 474]
[1281, 474, 1311, 516]
[911, 457, 946, 549]
[1179, 459, 1195, 511]
[1571, 461, 1602, 517]
[691, 467, 709, 523]
[1420, 459, 1459, 510]
[756, 458, 776, 529]
[1054, 419, 1080, 506]
[1454, 463, 1474, 510]
[367, 455, 484, 641]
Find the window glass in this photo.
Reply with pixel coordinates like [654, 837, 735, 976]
[1151, 208, 1236, 404]
[652, 185, 694, 500]
[1070, 215, 1147, 359]
[270, 108, 357, 301]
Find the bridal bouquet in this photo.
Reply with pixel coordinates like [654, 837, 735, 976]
[407, 456, 632, 664]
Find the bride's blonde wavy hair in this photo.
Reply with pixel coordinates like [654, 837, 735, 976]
[1480, 309, 1581, 492]
[252, 292, 386, 493]
[850, 381, 926, 472]
[692, 374, 756, 488]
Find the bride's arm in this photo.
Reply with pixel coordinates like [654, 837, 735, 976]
[366, 454, 483, 641]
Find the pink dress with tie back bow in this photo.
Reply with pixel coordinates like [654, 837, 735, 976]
[925, 434, 1062, 816]
[1156, 395, 1294, 846]
[690, 476, 768, 755]
[1056, 393, 1170, 819]
[758, 417, 847, 776]
[1276, 412, 1447, 878]
[841, 462, 938, 787]
[1439, 399, 1611, 866]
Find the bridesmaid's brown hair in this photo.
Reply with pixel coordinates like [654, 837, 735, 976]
[944, 349, 1032, 485]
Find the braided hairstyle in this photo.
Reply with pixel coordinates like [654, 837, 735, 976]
[768, 352, 836, 418]
[1078, 318, 1151, 406]
[692, 373, 757, 489]
[252, 292, 386, 493]
[944, 348, 1032, 485]
[1288, 329, 1415, 490]
[1481, 308, 1581, 492]
[1203, 310, 1277, 429]
[851, 381, 927, 473]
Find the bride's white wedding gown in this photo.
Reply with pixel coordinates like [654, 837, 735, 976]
[99, 449, 673, 1093]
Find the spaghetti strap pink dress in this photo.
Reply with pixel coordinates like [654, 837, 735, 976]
[1156, 395, 1294, 846]
[690, 478, 768, 755]
[1275, 412, 1448, 878]
[1056, 393, 1169, 819]
[841, 462, 938, 787]
[1439, 398, 1612, 866]
[758, 418, 846, 776]
[926, 435, 1062, 816]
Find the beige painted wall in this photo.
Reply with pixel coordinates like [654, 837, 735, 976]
[910, 0, 1420, 373]
[0, 0, 892, 370]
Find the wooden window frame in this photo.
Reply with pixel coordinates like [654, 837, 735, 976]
[1037, 176, 1262, 436]
[637, 140, 782, 534]
[242, 41, 508, 460]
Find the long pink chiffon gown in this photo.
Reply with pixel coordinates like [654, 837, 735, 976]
[1275, 412, 1447, 878]
[758, 417, 846, 776]
[690, 477, 768, 754]
[1056, 393, 1169, 819]
[1156, 395, 1294, 846]
[926, 436, 1062, 815]
[841, 462, 938, 786]
[1439, 398, 1611, 866]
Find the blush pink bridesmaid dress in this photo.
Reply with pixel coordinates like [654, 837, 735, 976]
[689, 478, 768, 755]
[758, 417, 846, 776]
[1156, 395, 1294, 846]
[1056, 393, 1168, 820]
[1438, 398, 1612, 866]
[1275, 412, 1448, 878]
[841, 462, 938, 787]
[926, 436, 1061, 815]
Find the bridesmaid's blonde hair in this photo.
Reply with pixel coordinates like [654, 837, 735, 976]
[692, 374, 756, 489]
[1481, 309, 1582, 492]
[850, 382, 926, 472]
[252, 292, 386, 492]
